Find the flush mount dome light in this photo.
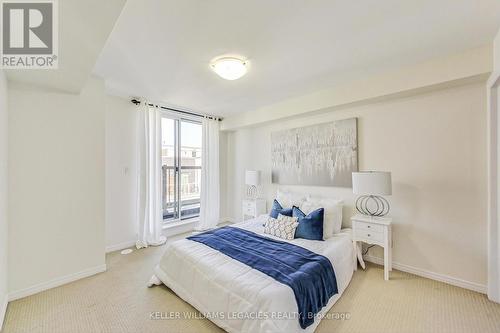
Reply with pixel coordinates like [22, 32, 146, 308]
[210, 56, 248, 80]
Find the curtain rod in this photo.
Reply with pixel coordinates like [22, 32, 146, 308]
[131, 99, 222, 121]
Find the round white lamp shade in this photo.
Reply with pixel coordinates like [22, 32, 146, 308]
[352, 171, 392, 196]
[245, 170, 261, 186]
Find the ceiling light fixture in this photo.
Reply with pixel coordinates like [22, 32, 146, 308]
[210, 56, 248, 80]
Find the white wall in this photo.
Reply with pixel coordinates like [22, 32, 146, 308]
[105, 95, 138, 251]
[0, 71, 8, 329]
[223, 81, 487, 287]
[494, 31, 500, 72]
[488, 27, 500, 302]
[8, 77, 106, 297]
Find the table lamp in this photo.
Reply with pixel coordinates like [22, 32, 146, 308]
[352, 171, 392, 217]
[245, 170, 261, 200]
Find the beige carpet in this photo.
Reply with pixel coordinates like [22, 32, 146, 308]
[3, 234, 500, 333]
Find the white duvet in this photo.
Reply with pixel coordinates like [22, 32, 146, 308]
[154, 215, 355, 333]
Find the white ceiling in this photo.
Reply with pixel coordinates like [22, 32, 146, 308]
[94, 0, 500, 116]
[6, 0, 126, 93]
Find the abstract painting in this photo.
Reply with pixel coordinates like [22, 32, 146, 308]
[271, 118, 358, 187]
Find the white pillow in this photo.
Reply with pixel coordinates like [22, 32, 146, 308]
[263, 215, 299, 240]
[276, 189, 306, 209]
[301, 196, 343, 239]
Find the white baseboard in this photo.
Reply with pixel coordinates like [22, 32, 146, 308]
[105, 240, 136, 253]
[0, 294, 7, 332]
[163, 221, 197, 237]
[8, 264, 107, 302]
[363, 254, 486, 294]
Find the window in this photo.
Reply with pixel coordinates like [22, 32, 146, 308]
[161, 116, 202, 222]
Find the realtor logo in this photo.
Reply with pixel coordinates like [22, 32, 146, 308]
[1, 0, 58, 69]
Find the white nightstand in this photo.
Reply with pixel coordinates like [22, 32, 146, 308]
[351, 214, 392, 280]
[242, 199, 267, 221]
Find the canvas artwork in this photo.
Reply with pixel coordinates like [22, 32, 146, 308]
[271, 118, 358, 187]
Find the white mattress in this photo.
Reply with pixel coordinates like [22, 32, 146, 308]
[154, 215, 355, 333]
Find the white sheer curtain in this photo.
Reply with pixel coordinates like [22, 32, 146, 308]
[196, 117, 220, 230]
[136, 102, 166, 249]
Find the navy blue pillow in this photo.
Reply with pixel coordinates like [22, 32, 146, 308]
[269, 199, 294, 219]
[293, 206, 324, 241]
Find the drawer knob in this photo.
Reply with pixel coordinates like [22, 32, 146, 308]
[367, 234, 371, 237]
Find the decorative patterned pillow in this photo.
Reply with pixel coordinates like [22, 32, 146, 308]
[263, 214, 299, 240]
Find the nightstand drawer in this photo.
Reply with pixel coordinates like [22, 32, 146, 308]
[243, 201, 254, 210]
[243, 206, 255, 216]
[356, 229, 384, 243]
[354, 221, 385, 234]
[242, 199, 267, 220]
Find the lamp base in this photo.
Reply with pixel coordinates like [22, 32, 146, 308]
[246, 185, 258, 200]
[355, 195, 390, 217]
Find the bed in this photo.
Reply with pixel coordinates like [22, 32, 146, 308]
[149, 214, 355, 333]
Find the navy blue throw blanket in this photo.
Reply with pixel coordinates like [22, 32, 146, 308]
[187, 226, 338, 329]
